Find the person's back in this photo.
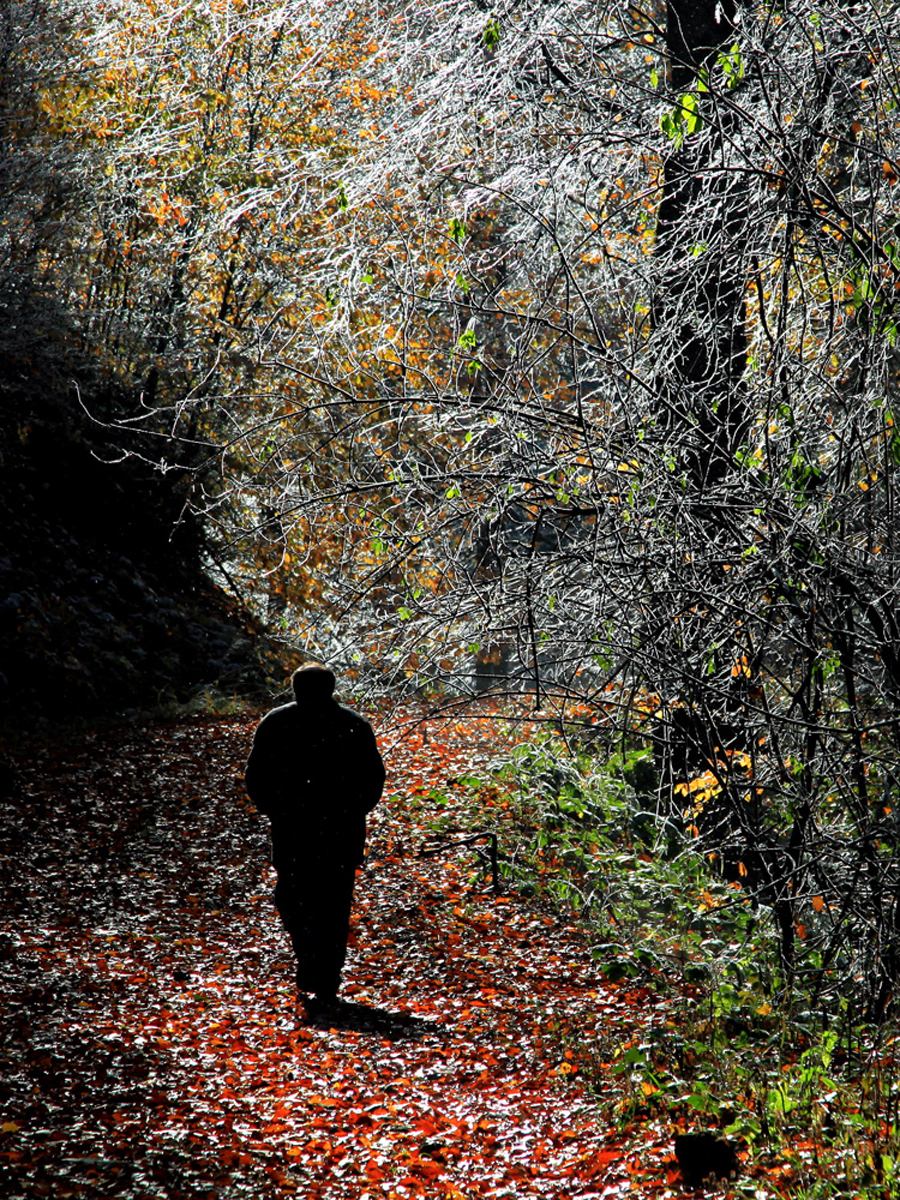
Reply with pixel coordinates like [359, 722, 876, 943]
[245, 664, 385, 1009]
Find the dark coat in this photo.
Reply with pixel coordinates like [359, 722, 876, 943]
[245, 697, 385, 868]
[245, 695, 385, 995]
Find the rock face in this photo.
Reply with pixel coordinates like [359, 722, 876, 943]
[0, 366, 280, 731]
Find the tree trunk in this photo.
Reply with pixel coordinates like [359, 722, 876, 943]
[654, 0, 749, 486]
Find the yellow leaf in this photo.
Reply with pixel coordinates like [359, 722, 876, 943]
[2, 1122, 19, 1133]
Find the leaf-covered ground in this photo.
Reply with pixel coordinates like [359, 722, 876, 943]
[1, 706, 716, 1198]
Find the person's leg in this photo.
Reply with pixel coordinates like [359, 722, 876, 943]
[275, 860, 356, 999]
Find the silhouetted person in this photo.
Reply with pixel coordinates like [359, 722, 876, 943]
[245, 664, 385, 1011]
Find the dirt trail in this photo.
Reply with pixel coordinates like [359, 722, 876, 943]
[0, 709, 680, 1197]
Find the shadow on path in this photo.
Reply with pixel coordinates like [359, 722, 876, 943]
[302, 998, 442, 1041]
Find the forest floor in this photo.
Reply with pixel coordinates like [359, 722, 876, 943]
[0, 704, 738, 1198]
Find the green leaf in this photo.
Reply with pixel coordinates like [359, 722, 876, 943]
[660, 111, 682, 147]
[483, 19, 500, 49]
[681, 92, 701, 134]
[718, 43, 745, 87]
[449, 216, 466, 243]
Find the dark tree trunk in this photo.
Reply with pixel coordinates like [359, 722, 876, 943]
[654, 0, 749, 486]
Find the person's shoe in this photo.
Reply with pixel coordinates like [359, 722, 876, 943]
[306, 991, 339, 1016]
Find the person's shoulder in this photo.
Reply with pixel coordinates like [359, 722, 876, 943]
[254, 701, 298, 730]
[334, 702, 374, 732]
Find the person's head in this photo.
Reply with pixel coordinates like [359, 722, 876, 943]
[291, 662, 336, 703]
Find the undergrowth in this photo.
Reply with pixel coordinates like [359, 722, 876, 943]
[427, 722, 900, 1198]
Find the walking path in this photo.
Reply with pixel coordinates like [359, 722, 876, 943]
[0, 707, 688, 1197]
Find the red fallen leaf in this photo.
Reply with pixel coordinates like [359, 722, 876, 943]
[404, 1158, 445, 1179]
[593, 1148, 624, 1166]
[396, 1176, 427, 1192]
[413, 1116, 442, 1135]
[303, 1138, 332, 1153]
[346, 1112, 376, 1127]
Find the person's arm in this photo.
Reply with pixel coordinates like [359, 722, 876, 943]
[357, 721, 385, 813]
[245, 719, 280, 816]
